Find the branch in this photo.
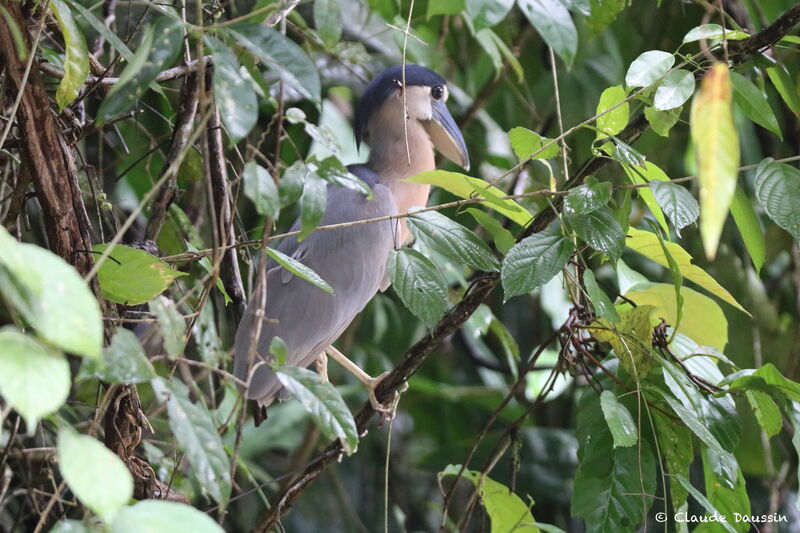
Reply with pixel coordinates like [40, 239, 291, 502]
[38, 55, 211, 87]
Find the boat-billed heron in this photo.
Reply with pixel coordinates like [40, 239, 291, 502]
[233, 65, 469, 415]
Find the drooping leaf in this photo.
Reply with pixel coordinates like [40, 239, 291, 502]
[92, 244, 186, 305]
[388, 248, 449, 327]
[518, 0, 578, 67]
[68, 0, 133, 61]
[589, 305, 656, 378]
[730, 185, 765, 273]
[148, 296, 186, 358]
[112, 500, 224, 533]
[583, 270, 619, 323]
[407, 171, 532, 226]
[690, 63, 740, 259]
[729, 71, 782, 139]
[51, 0, 89, 110]
[721, 363, 800, 404]
[682, 24, 749, 43]
[508, 127, 560, 160]
[276, 365, 359, 455]
[599, 391, 637, 447]
[567, 206, 625, 260]
[654, 69, 695, 111]
[753, 158, 800, 242]
[625, 50, 674, 87]
[766, 65, 800, 116]
[595, 85, 629, 137]
[242, 161, 280, 218]
[206, 36, 258, 143]
[151, 378, 231, 505]
[501, 222, 574, 300]
[79, 328, 155, 384]
[650, 181, 699, 234]
[96, 17, 184, 123]
[0, 227, 102, 359]
[407, 210, 500, 272]
[267, 247, 334, 294]
[563, 176, 612, 216]
[58, 428, 133, 523]
[0, 327, 70, 429]
[466, 208, 515, 254]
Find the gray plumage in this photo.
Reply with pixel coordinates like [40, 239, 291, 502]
[233, 165, 398, 406]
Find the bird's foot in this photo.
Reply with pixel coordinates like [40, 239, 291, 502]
[367, 372, 408, 426]
[315, 353, 329, 383]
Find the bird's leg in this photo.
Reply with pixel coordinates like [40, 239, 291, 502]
[324, 346, 405, 421]
[315, 352, 329, 383]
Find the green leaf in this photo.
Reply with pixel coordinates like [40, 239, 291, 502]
[112, 500, 224, 533]
[729, 71, 782, 139]
[674, 475, 738, 533]
[644, 105, 681, 137]
[0, 327, 70, 429]
[466, 0, 514, 31]
[595, 85, 629, 137]
[730, 185, 765, 273]
[517, 0, 578, 67]
[745, 390, 782, 438]
[267, 247, 334, 294]
[599, 391, 637, 447]
[652, 409, 692, 511]
[315, 157, 373, 197]
[407, 171, 532, 227]
[58, 428, 133, 523]
[299, 169, 327, 240]
[275, 365, 359, 455]
[682, 24, 749, 43]
[563, 177, 612, 215]
[654, 69, 695, 111]
[466, 208, 515, 254]
[227, 23, 321, 103]
[407, 210, 500, 272]
[626, 228, 747, 314]
[721, 363, 800, 403]
[68, 0, 133, 61]
[589, 305, 656, 378]
[51, 0, 89, 110]
[508, 127, 559, 160]
[584, 270, 619, 323]
[567, 206, 625, 260]
[694, 451, 750, 533]
[96, 17, 183, 123]
[428, 0, 465, 17]
[475, 29, 524, 82]
[0, 227, 102, 359]
[786, 403, 800, 511]
[313, 0, 342, 48]
[753, 158, 800, 242]
[92, 244, 186, 305]
[650, 181, 699, 235]
[766, 65, 800, 116]
[79, 328, 155, 384]
[501, 222, 574, 300]
[388, 248, 449, 327]
[148, 296, 186, 358]
[439, 465, 539, 532]
[50, 519, 98, 533]
[206, 36, 258, 143]
[690, 63, 740, 259]
[242, 161, 279, 218]
[625, 50, 674, 88]
[151, 378, 231, 505]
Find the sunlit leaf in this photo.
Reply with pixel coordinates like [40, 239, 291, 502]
[729, 72, 782, 139]
[595, 85, 629, 137]
[92, 244, 186, 305]
[753, 158, 800, 242]
[682, 24, 749, 43]
[51, 0, 89, 110]
[508, 127, 560, 160]
[466, 208, 515, 254]
[388, 248, 449, 327]
[654, 69, 695, 111]
[644, 105, 681, 137]
[112, 500, 224, 533]
[518, 0, 578, 67]
[625, 50, 674, 87]
[408, 210, 500, 272]
[501, 222, 574, 301]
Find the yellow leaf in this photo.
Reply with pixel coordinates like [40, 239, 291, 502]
[626, 227, 748, 315]
[589, 305, 657, 379]
[626, 283, 728, 350]
[407, 170, 532, 227]
[690, 63, 740, 259]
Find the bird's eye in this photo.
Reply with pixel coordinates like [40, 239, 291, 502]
[431, 85, 444, 100]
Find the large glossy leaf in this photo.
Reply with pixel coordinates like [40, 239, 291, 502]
[517, 0, 578, 67]
[388, 248, 449, 327]
[501, 222, 574, 300]
[92, 244, 186, 305]
[242, 161, 280, 218]
[567, 206, 625, 260]
[730, 185, 765, 273]
[51, 0, 89, 110]
[626, 227, 746, 314]
[58, 428, 133, 523]
[276, 366, 359, 455]
[654, 69, 695, 111]
[112, 500, 224, 533]
[508, 127, 560, 160]
[729, 72, 782, 139]
[227, 23, 321, 103]
[690, 63, 740, 259]
[599, 391, 637, 447]
[148, 296, 186, 358]
[267, 247, 333, 294]
[625, 50, 674, 87]
[562, 177, 612, 216]
[0, 327, 70, 429]
[595, 85, 629, 137]
[650, 181, 699, 235]
[0, 227, 102, 359]
[407, 171, 532, 226]
[79, 328, 155, 384]
[96, 17, 183, 123]
[407, 210, 500, 272]
[753, 158, 800, 242]
[151, 378, 231, 505]
[206, 36, 258, 143]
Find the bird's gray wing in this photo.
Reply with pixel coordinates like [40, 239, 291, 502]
[233, 172, 397, 406]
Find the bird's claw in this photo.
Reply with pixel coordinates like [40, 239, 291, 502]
[367, 372, 408, 426]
